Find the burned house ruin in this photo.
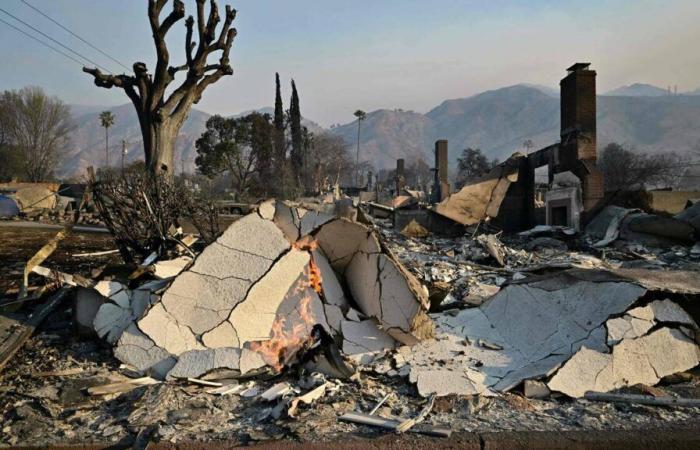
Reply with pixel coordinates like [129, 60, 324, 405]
[435, 63, 604, 232]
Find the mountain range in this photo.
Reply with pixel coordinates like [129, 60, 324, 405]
[62, 83, 700, 178]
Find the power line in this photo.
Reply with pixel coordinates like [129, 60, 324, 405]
[0, 16, 84, 67]
[0, 7, 112, 73]
[20, 0, 130, 71]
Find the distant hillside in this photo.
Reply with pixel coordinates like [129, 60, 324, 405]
[61, 103, 209, 178]
[328, 109, 436, 169]
[62, 85, 700, 179]
[604, 83, 669, 97]
[329, 86, 700, 170]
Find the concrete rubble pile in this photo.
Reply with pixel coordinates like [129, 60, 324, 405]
[369, 268, 700, 398]
[81, 200, 433, 379]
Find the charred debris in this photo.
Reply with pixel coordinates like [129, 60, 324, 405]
[2, 64, 700, 446]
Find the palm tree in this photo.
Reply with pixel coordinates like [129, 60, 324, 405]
[99, 111, 115, 168]
[353, 110, 366, 186]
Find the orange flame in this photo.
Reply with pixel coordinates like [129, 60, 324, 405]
[294, 235, 318, 252]
[250, 245, 324, 371]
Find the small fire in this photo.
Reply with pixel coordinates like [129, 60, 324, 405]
[308, 257, 322, 294]
[294, 235, 318, 252]
[250, 243, 324, 371]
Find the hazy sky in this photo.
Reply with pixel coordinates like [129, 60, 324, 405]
[1, 0, 699, 126]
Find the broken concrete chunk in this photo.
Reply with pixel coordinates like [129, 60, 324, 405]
[548, 328, 700, 398]
[523, 380, 551, 399]
[413, 368, 489, 397]
[167, 348, 242, 379]
[239, 349, 267, 374]
[311, 249, 347, 309]
[94, 280, 126, 298]
[160, 272, 251, 335]
[607, 299, 697, 346]
[114, 324, 176, 379]
[299, 210, 335, 237]
[258, 199, 276, 220]
[152, 256, 192, 279]
[401, 271, 648, 396]
[189, 242, 273, 281]
[229, 249, 310, 344]
[606, 316, 654, 346]
[273, 202, 301, 243]
[138, 303, 204, 355]
[74, 287, 104, 335]
[628, 299, 697, 328]
[201, 320, 240, 348]
[106, 206, 433, 376]
[217, 212, 291, 260]
[342, 319, 396, 363]
[93, 301, 134, 345]
[315, 219, 371, 271]
[345, 249, 432, 344]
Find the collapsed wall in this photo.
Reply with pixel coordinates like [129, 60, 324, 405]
[90, 200, 433, 378]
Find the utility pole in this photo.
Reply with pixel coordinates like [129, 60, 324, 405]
[353, 110, 366, 187]
[121, 140, 127, 174]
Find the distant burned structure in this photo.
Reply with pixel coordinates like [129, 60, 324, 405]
[432, 140, 450, 203]
[495, 63, 604, 231]
[433, 63, 604, 232]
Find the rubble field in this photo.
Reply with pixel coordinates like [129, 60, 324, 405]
[1, 201, 700, 447]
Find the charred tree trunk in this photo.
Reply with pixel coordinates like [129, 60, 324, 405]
[84, 0, 237, 178]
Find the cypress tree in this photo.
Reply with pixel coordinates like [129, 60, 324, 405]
[289, 79, 303, 183]
[273, 73, 286, 194]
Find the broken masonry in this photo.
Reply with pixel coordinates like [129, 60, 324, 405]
[86, 200, 433, 379]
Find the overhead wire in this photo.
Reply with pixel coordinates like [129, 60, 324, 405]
[0, 6, 112, 72]
[20, 0, 130, 71]
[0, 16, 85, 67]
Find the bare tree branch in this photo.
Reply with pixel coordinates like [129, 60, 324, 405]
[83, 0, 237, 176]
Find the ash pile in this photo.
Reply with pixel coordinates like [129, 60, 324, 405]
[3, 196, 700, 446]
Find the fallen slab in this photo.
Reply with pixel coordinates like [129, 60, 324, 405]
[548, 327, 700, 398]
[389, 269, 654, 396]
[104, 201, 432, 379]
[433, 154, 522, 226]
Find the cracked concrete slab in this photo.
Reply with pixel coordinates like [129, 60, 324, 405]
[167, 347, 243, 379]
[217, 213, 291, 260]
[138, 302, 204, 355]
[114, 324, 176, 378]
[311, 249, 347, 309]
[627, 299, 697, 327]
[413, 368, 490, 397]
[94, 280, 126, 298]
[229, 249, 310, 343]
[315, 219, 373, 271]
[273, 202, 301, 243]
[93, 302, 134, 344]
[152, 256, 192, 279]
[606, 299, 697, 346]
[396, 271, 648, 396]
[549, 327, 700, 398]
[345, 248, 432, 344]
[341, 319, 396, 364]
[299, 210, 335, 237]
[160, 272, 251, 335]
[106, 206, 432, 376]
[189, 242, 273, 281]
